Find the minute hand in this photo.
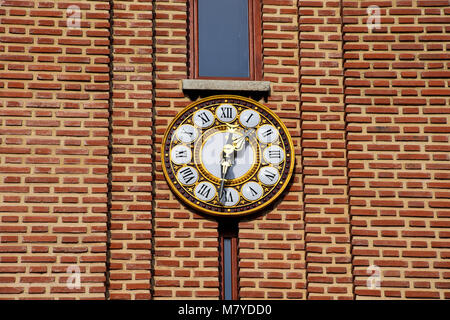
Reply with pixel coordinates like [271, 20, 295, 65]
[218, 133, 235, 204]
[218, 161, 230, 204]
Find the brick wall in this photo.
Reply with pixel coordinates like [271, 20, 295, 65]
[344, 0, 450, 299]
[0, 0, 110, 299]
[0, 0, 449, 300]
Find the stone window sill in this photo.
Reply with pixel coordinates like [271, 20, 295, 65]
[182, 79, 271, 93]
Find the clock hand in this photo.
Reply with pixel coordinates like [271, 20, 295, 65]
[233, 128, 255, 151]
[218, 129, 255, 203]
[218, 159, 231, 204]
[218, 128, 255, 204]
[218, 132, 236, 204]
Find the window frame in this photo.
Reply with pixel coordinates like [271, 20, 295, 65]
[219, 223, 239, 300]
[220, 235, 239, 300]
[188, 0, 262, 81]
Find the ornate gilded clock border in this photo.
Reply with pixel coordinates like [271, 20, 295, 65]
[161, 95, 295, 217]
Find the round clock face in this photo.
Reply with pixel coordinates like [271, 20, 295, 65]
[161, 95, 295, 217]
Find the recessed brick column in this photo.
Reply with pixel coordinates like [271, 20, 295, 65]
[108, 0, 153, 300]
[299, 0, 353, 300]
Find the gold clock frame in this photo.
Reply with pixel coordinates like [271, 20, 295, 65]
[161, 95, 295, 217]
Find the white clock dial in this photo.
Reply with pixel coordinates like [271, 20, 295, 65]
[216, 104, 237, 123]
[263, 146, 284, 164]
[201, 131, 255, 180]
[241, 182, 263, 201]
[193, 109, 214, 128]
[171, 145, 192, 165]
[263, 145, 285, 165]
[258, 166, 280, 186]
[177, 166, 199, 185]
[257, 124, 279, 144]
[176, 124, 198, 143]
[194, 182, 216, 202]
[239, 109, 260, 128]
[221, 187, 240, 207]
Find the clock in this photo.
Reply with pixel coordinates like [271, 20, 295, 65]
[161, 95, 295, 217]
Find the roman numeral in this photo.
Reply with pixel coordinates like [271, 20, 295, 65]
[245, 113, 254, 123]
[224, 190, 233, 203]
[220, 107, 233, 119]
[198, 112, 210, 125]
[264, 171, 276, 181]
[248, 186, 258, 197]
[268, 149, 281, 159]
[262, 128, 273, 137]
[198, 184, 211, 198]
[182, 128, 193, 137]
[175, 150, 187, 158]
[179, 167, 195, 184]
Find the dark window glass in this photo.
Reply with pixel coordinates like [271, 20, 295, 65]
[198, 0, 250, 78]
[223, 238, 232, 300]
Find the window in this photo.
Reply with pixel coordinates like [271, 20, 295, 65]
[189, 0, 262, 80]
[219, 224, 238, 300]
[223, 238, 233, 300]
[220, 236, 238, 300]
